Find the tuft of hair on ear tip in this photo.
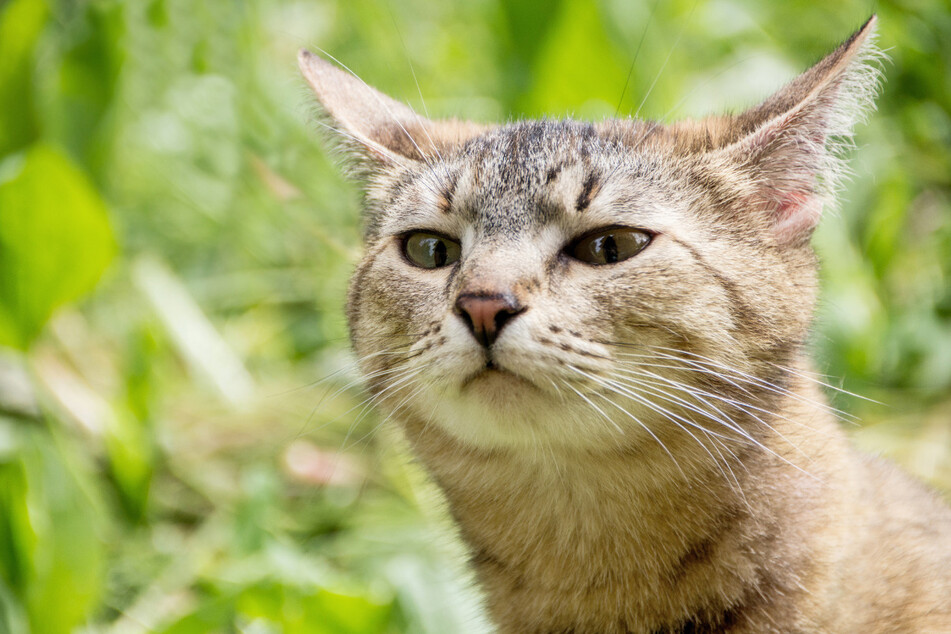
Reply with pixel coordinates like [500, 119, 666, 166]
[709, 16, 886, 245]
[798, 14, 885, 214]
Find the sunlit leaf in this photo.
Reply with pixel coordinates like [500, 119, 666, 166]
[0, 144, 116, 349]
[520, 0, 629, 117]
[0, 574, 29, 634]
[0, 423, 105, 633]
[0, 0, 47, 156]
[236, 582, 393, 634]
[0, 439, 35, 597]
[104, 408, 154, 522]
[38, 0, 125, 177]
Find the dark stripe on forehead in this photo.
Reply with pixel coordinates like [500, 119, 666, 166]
[577, 122, 596, 159]
[576, 172, 601, 212]
[438, 172, 458, 214]
[454, 120, 616, 233]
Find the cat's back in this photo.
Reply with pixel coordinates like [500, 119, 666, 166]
[837, 452, 951, 631]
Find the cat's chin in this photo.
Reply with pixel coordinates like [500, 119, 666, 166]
[409, 365, 604, 450]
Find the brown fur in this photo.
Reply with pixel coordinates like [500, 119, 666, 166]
[300, 16, 951, 633]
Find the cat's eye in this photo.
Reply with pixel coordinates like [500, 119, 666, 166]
[568, 227, 652, 265]
[402, 232, 462, 269]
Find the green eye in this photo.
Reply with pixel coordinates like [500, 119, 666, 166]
[402, 232, 462, 269]
[569, 227, 652, 265]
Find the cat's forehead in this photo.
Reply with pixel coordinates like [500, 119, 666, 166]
[457, 119, 623, 191]
[464, 119, 603, 168]
[402, 119, 674, 238]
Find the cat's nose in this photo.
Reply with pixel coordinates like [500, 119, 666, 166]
[454, 292, 525, 347]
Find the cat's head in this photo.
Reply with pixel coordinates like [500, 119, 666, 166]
[300, 18, 880, 452]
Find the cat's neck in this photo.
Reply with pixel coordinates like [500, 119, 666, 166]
[399, 371, 853, 633]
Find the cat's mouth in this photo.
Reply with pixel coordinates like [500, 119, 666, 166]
[460, 361, 531, 391]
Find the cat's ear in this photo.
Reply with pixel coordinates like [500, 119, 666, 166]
[711, 16, 882, 245]
[298, 50, 486, 169]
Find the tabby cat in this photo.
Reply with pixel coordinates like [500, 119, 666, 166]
[300, 16, 951, 633]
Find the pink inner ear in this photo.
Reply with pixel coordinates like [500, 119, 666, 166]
[771, 190, 823, 244]
[742, 115, 828, 244]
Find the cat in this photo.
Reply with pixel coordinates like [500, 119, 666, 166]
[299, 15, 951, 633]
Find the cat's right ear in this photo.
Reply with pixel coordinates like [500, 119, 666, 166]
[298, 50, 485, 170]
[703, 17, 882, 246]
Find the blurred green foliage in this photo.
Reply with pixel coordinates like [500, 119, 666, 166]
[0, 0, 948, 632]
[0, 144, 116, 349]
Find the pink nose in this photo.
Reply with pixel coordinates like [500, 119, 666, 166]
[455, 293, 525, 347]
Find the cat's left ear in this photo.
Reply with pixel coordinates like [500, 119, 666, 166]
[298, 50, 486, 170]
[711, 16, 882, 245]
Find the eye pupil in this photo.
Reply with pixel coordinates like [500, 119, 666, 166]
[602, 235, 618, 263]
[433, 239, 447, 267]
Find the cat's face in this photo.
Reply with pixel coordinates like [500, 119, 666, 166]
[345, 119, 817, 449]
[300, 18, 878, 452]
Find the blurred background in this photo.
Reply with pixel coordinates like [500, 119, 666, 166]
[0, 0, 949, 631]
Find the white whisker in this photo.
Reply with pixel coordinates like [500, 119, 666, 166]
[570, 366, 745, 495]
[614, 366, 816, 459]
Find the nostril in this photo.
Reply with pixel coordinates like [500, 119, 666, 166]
[458, 308, 476, 336]
[493, 305, 521, 333]
[455, 293, 525, 347]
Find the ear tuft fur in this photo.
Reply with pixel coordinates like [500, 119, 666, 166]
[298, 49, 421, 171]
[298, 49, 489, 178]
[713, 16, 884, 245]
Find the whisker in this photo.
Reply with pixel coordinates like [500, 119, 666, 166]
[605, 370, 819, 481]
[659, 54, 756, 123]
[611, 370, 755, 441]
[279, 349, 415, 443]
[311, 118, 379, 154]
[315, 361, 417, 411]
[562, 380, 625, 436]
[325, 372, 427, 486]
[649, 346, 859, 421]
[329, 367, 425, 463]
[616, 364, 837, 440]
[612, 368, 814, 464]
[614, 0, 661, 116]
[381, 0, 445, 161]
[632, 0, 700, 119]
[579, 370, 746, 499]
[608, 344, 857, 422]
[764, 360, 881, 404]
[341, 381, 427, 453]
[307, 364, 423, 437]
[610, 350, 760, 398]
[576, 367, 734, 444]
[558, 375, 685, 479]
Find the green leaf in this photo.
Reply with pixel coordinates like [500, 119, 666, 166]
[0, 0, 48, 156]
[0, 421, 105, 634]
[104, 408, 154, 522]
[0, 144, 116, 349]
[27, 431, 106, 633]
[519, 0, 629, 117]
[0, 444, 36, 596]
[38, 0, 125, 178]
[236, 582, 393, 634]
[0, 575, 29, 634]
[310, 587, 392, 634]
